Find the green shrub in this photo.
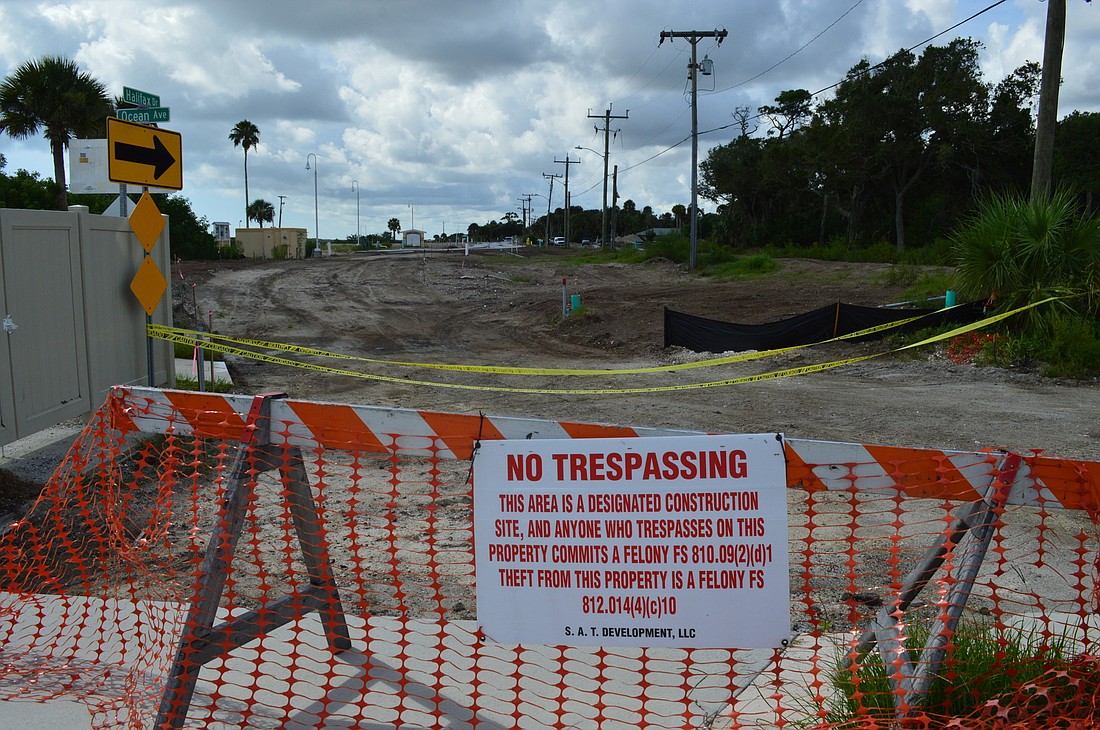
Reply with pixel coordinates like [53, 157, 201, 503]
[900, 237, 954, 266]
[964, 316, 1100, 378]
[219, 241, 244, 259]
[821, 619, 1072, 725]
[706, 254, 780, 279]
[1036, 315, 1100, 378]
[951, 188, 1100, 335]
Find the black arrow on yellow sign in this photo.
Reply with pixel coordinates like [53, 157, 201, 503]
[114, 135, 176, 180]
[106, 117, 183, 190]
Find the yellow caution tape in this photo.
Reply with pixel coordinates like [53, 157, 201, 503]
[149, 297, 1057, 395]
[148, 305, 943, 377]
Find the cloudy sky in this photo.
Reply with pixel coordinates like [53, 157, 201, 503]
[1, 1, 1098, 241]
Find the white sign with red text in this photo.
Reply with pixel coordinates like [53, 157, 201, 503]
[474, 433, 790, 648]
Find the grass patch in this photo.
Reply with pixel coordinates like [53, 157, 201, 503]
[173, 340, 224, 361]
[762, 237, 954, 266]
[174, 375, 234, 393]
[816, 619, 1073, 726]
[991, 315, 1100, 378]
[705, 253, 780, 279]
[875, 264, 954, 304]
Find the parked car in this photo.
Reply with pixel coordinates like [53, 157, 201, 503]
[551, 236, 566, 246]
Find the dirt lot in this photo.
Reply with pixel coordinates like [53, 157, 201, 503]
[174, 248, 1100, 462]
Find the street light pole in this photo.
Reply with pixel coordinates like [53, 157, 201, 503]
[352, 180, 360, 248]
[305, 153, 319, 256]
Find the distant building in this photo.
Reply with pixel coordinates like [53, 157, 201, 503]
[402, 229, 426, 248]
[234, 228, 308, 259]
[213, 222, 231, 243]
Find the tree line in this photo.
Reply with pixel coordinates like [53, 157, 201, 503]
[699, 38, 1100, 252]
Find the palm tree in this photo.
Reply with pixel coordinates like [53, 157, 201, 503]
[388, 217, 401, 241]
[0, 55, 112, 210]
[952, 188, 1100, 334]
[229, 120, 260, 227]
[247, 198, 275, 228]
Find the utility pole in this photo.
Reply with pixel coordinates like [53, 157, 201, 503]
[542, 172, 561, 244]
[554, 155, 580, 247]
[609, 165, 619, 248]
[660, 28, 727, 270]
[587, 104, 629, 249]
[277, 195, 287, 228]
[1031, 0, 1067, 201]
[521, 194, 535, 241]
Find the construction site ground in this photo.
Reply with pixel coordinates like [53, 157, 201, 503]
[171, 247, 1100, 462]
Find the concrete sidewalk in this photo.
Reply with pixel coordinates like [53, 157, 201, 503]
[174, 357, 232, 385]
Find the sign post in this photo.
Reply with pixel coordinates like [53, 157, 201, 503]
[108, 96, 182, 387]
[474, 433, 790, 648]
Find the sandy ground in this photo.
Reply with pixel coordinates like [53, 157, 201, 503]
[174, 248, 1100, 462]
[0, 248, 1092, 729]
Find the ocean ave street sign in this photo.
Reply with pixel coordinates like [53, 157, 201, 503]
[122, 86, 160, 108]
[106, 117, 183, 190]
[117, 107, 171, 125]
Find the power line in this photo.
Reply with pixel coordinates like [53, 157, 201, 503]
[585, 0, 1016, 214]
[606, 37, 662, 103]
[797, 0, 1011, 103]
[633, 0, 1015, 164]
[715, 0, 867, 94]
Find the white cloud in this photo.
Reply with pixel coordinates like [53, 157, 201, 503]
[0, 0, 1096, 238]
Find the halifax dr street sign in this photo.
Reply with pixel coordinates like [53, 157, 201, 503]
[122, 86, 160, 109]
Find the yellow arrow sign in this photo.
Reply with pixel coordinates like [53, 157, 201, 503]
[107, 116, 183, 190]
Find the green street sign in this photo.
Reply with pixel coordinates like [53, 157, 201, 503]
[122, 86, 160, 108]
[117, 107, 170, 124]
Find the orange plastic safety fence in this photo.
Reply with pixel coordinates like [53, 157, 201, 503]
[0, 386, 1097, 729]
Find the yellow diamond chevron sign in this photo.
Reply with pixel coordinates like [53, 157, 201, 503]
[107, 116, 183, 190]
[129, 191, 165, 253]
[131, 256, 168, 316]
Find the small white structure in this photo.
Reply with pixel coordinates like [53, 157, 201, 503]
[213, 222, 231, 244]
[402, 229, 426, 248]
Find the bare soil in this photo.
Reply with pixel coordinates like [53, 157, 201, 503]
[174, 248, 1100, 461]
